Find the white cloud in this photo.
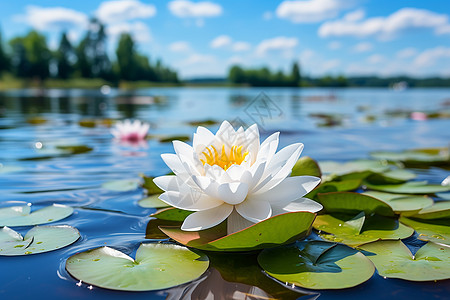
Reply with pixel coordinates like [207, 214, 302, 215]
[15, 5, 88, 31]
[328, 41, 342, 50]
[344, 9, 365, 22]
[232, 41, 251, 52]
[210, 35, 232, 48]
[276, 0, 351, 23]
[169, 41, 191, 52]
[396, 47, 417, 59]
[322, 59, 341, 71]
[107, 21, 151, 43]
[414, 46, 450, 67]
[256, 36, 298, 56]
[263, 11, 273, 21]
[319, 8, 450, 40]
[168, 0, 222, 18]
[97, 0, 156, 24]
[367, 54, 385, 64]
[353, 42, 372, 53]
[300, 49, 316, 61]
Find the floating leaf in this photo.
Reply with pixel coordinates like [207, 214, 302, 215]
[101, 179, 139, 191]
[291, 156, 321, 177]
[0, 204, 73, 227]
[0, 225, 80, 256]
[160, 211, 316, 252]
[370, 148, 450, 167]
[364, 181, 450, 194]
[0, 166, 24, 174]
[319, 160, 388, 177]
[158, 135, 190, 143]
[66, 243, 209, 291]
[399, 216, 449, 246]
[151, 207, 193, 222]
[359, 240, 450, 281]
[365, 169, 417, 185]
[258, 241, 374, 289]
[56, 145, 93, 155]
[187, 119, 219, 127]
[318, 192, 395, 217]
[138, 195, 169, 208]
[314, 214, 413, 246]
[146, 219, 181, 239]
[306, 179, 362, 199]
[363, 191, 433, 215]
[412, 201, 450, 219]
[141, 175, 164, 195]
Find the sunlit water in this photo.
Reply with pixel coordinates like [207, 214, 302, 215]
[0, 87, 449, 299]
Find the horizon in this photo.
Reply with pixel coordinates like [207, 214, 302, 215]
[1, 0, 450, 80]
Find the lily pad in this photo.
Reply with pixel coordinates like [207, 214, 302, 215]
[306, 179, 362, 199]
[365, 169, 417, 185]
[0, 166, 24, 174]
[319, 160, 388, 177]
[314, 213, 414, 246]
[0, 225, 80, 256]
[364, 181, 450, 194]
[151, 207, 193, 221]
[158, 135, 190, 143]
[400, 216, 450, 245]
[138, 195, 170, 208]
[101, 179, 139, 191]
[66, 243, 209, 291]
[363, 191, 433, 215]
[359, 240, 450, 281]
[291, 156, 321, 177]
[411, 201, 450, 219]
[160, 211, 316, 252]
[371, 148, 449, 166]
[141, 175, 164, 195]
[258, 241, 375, 290]
[318, 192, 395, 217]
[0, 204, 73, 227]
[56, 145, 93, 155]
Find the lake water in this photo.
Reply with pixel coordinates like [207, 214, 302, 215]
[0, 87, 449, 299]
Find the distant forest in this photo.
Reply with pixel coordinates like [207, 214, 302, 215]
[0, 19, 449, 88]
[0, 18, 179, 83]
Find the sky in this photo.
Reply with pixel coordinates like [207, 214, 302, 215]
[1, 0, 450, 79]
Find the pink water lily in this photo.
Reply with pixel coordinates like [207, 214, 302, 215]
[111, 120, 149, 143]
[154, 121, 322, 234]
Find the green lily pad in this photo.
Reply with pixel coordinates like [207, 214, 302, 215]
[151, 207, 193, 222]
[399, 216, 450, 246]
[146, 218, 181, 239]
[0, 204, 73, 227]
[101, 179, 139, 191]
[318, 192, 395, 217]
[359, 240, 450, 281]
[412, 201, 450, 219]
[138, 195, 170, 208]
[371, 148, 450, 166]
[0, 225, 80, 256]
[365, 169, 417, 185]
[66, 243, 209, 291]
[319, 160, 389, 177]
[364, 181, 450, 194]
[306, 179, 362, 199]
[56, 145, 93, 155]
[363, 191, 433, 215]
[160, 211, 316, 252]
[291, 156, 321, 177]
[314, 213, 414, 246]
[141, 175, 164, 195]
[158, 135, 190, 143]
[258, 241, 375, 290]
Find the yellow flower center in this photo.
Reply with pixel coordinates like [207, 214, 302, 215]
[200, 145, 249, 170]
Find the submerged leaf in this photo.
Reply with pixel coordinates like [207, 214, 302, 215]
[66, 243, 209, 291]
[258, 241, 375, 289]
[0, 204, 73, 227]
[0, 225, 80, 256]
[359, 240, 450, 281]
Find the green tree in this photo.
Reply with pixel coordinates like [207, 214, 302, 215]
[116, 33, 138, 80]
[0, 29, 9, 74]
[56, 32, 74, 79]
[291, 62, 301, 87]
[9, 31, 50, 79]
[228, 65, 245, 84]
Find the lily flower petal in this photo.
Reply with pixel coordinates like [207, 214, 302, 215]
[181, 203, 233, 231]
[236, 198, 272, 223]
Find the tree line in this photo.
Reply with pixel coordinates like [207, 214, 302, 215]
[0, 18, 178, 83]
[228, 63, 301, 87]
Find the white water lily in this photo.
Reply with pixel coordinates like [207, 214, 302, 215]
[154, 121, 322, 234]
[111, 120, 149, 143]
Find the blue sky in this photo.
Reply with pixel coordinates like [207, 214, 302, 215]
[1, 0, 450, 78]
